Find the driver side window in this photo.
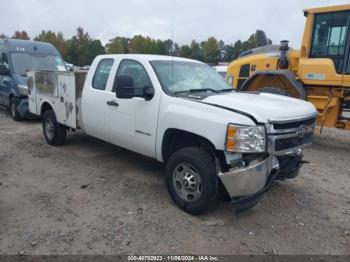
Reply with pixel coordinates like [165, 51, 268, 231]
[114, 59, 152, 92]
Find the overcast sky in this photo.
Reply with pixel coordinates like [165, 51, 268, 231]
[0, 0, 349, 48]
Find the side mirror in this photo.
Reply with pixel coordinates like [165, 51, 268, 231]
[115, 75, 137, 99]
[0, 65, 10, 76]
[115, 75, 154, 100]
[143, 86, 154, 101]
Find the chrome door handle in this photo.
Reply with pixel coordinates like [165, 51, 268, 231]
[106, 100, 119, 107]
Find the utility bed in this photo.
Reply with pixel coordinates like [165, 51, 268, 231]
[27, 70, 87, 129]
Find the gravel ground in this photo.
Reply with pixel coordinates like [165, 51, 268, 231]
[0, 109, 349, 255]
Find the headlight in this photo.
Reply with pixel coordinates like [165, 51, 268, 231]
[18, 84, 28, 96]
[225, 124, 266, 153]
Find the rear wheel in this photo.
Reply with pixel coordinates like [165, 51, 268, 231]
[9, 97, 23, 121]
[258, 87, 290, 96]
[42, 109, 67, 146]
[165, 147, 218, 215]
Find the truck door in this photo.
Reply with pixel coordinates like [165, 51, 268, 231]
[104, 59, 160, 157]
[81, 58, 115, 140]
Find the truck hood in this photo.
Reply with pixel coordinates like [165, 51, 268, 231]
[203, 92, 317, 123]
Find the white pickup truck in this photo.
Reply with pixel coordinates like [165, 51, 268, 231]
[27, 54, 317, 214]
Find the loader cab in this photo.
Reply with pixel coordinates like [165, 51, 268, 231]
[299, 5, 350, 84]
[308, 9, 350, 74]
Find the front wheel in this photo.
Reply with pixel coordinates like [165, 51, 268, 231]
[9, 97, 23, 121]
[165, 147, 218, 215]
[42, 109, 67, 146]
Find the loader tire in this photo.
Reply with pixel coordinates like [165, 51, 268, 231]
[42, 109, 66, 146]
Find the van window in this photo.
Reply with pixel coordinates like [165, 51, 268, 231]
[92, 59, 114, 90]
[310, 11, 350, 73]
[11, 53, 66, 74]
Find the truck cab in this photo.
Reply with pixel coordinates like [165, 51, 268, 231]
[0, 39, 66, 120]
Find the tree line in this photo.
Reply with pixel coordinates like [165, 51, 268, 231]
[0, 27, 265, 66]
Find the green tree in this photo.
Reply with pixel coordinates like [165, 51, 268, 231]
[0, 33, 7, 39]
[85, 39, 105, 63]
[179, 45, 191, 58]
[130, 35, 155, 54]
[189, 40, 202, 61]
[153, 39, 167, 55]
[34, 30, 68, 58]
[12, 30, 30, 40]
[66, 27, 105, 66]
[201, 37, 220, 65]
[241, 34, 258, 51]
[106, 37, 129, 54]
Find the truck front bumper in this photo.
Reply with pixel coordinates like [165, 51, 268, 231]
[218, 152, 305, 212]
[218, 154, 279, 199]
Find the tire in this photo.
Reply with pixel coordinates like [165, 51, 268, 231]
[258, 87, 290, 96]
[165, 147, 218, 215]
[9, 97, 23, 121]
[42, 109, 67, 146]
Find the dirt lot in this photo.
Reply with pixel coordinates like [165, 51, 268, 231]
[0, 109, 349, 255]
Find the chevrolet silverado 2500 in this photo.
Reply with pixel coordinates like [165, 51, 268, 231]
[28, 54, 317, 214]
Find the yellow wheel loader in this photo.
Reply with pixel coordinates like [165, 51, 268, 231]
[226, 4, 350, 131]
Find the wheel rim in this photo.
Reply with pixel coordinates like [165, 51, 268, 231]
[172, 163, 202, 202]
[45, 118, 55, 140]
[11, 103, 16, 118]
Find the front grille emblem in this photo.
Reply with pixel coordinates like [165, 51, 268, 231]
[296, 125, 307, 138]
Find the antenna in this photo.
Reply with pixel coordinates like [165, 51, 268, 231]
[171, 30, 174, 96]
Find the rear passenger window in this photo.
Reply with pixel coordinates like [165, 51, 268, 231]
[92, 59, 114, 90]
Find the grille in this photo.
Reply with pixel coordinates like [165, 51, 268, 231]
[275, 133, 313, 151]
[273, 118, 316, 130]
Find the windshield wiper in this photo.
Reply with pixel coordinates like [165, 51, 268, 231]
[219, 88, 235, 92]
[173, 88, 219, 95]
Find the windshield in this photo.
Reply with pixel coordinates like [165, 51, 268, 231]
[11, 53, 67, 75]
[217, 71, 226, 78]
[150, 60, 234, 95]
